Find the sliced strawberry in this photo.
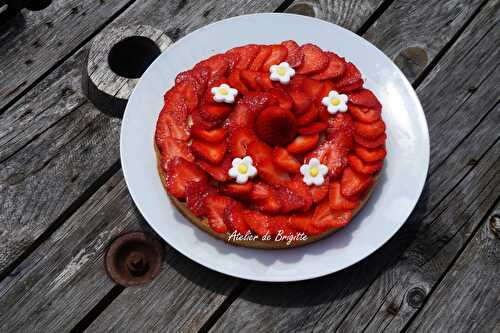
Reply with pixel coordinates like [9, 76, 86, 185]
[250, 45, 272, 71]
[310, 52, 346, 80]
[253, 194, 282, 214]
[164, 157, 207, 199]
[337, 79, 364, 92]
[221, 182, 254, 198]
[191, 126, 227, 143]
[296, 44, 329, 74]
[241, 209, 271, 237]
[312, 200, 352, 230]
[296, 103, 320, 126]
[332, 62, 362, 88]
[199, 103, 232, 122]
[288, 211, 323, 235]
[316, 80, 336, 102]
[186, 180, 215, 216]
[309, 177, 329, 203]
[305, 134, 351, 179]
[227, 69, 248, 93]
[225, 103, 254, 129]
[276, 179, 313, 213]
[247, 141, 290, 186]
[191, 106, 221, 130]
[340, 167, 374, 197]
[268, 88, 293, 110]
[158, 86, 190, 141]
[287, 74, 307, 91]
[302, 77, 324, 99]
[349, 105, 381, 123]
[262, 44, 288, 72]
[175, 66, 209, 99]
[269, 216, 296, 237]
[255, 106, 297, 146]
[194, 54, 229, 83]
[191, 139, 226, 165]
[240, 91, 279, 113]
[223, 202, 251, 235]
[175, 78, 200, 111]
[289, 90, 312, 114]
[353, 132, 386, 148]
[240, 69, 260, 91]
[286, 134, 320, 154]
[348, 154, 383, 175]
[281, 40, 304, 68]
[348, 88, 382, 110]
[326, 113, 355, 142]
[157, 137, 194, 162]
[199, 157, 231, 182]
[354, 120, 386, 139]
[226, 44, 261, 70]
[256, 73, 275, 91]
[273, 147, 301, 173]
[228, 127, 257, 157]
[354, 144, 386, 162]
[298, 122, 327, 135]
[329, 181, 359, 210]
[205, 194, 232, 233]
[226, 52, 240, 71]
[249, 181, 271, 200]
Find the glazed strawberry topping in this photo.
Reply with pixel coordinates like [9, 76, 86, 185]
[155, 41, 387, 239]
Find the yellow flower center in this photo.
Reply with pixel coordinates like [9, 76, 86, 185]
[219, 87, 229, 95]
[277, 67, 287, 76]
[331, 98, 341, 106]
[310, 167, 319, 177]
[238, 164, 248, 174]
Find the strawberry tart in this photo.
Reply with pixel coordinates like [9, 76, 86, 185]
[155, 41, 387, 249]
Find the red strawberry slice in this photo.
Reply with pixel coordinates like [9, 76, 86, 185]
[256, 73, 275, 91]
[250, 45, 272, 71]
[309, 177, 329, 203]
[255, 106, 297, 146]
[354, 120, 386, 139]
[310, 52, 347, 80]
[276, 179, 313, 213]
[273, 147, 301, 173]
[174, 76, 202, 111]
[268, 88, 293, 110]
[287, 74, 307, 91]
[286, 134, 320, 154]
[249, 181, 271, 201]
[194, 54, 229, 83]
[269, 216, 296, 237]
[340, 167, 374, 197]
[354, 144, 386, 162]
[191, 126, 227, 143]
[288, 211, 323, 235]
[281, 40, 304, 68]
[240, 69, 260, 91]
[305, 131, 351, 179]
[262, 44, 288, 72]
[191, 139, 227, 165]
[226, 44, 261, 70]
[227, 69, 248, 93]
[254, 194, 282, 214]
[157, 137, 194, 162]
[348, 88, 382, 110]
[289, 90, 312, 114]
[337, 79, 364, 92]
[296, 103, 320, 126]
[353, 132, 386, 148]
[326, 113, 355, 141]
[241, 209, 271, 237]
[247, 141, 291, 186]
[221, 182, 254, 197]
[198, 157, 231, 182]
[228, 127, 257, 157]
[298, 122, 327, 135]
[312, 200, 352, 230]
[316, 80, 336, 102]
[329, 181, 359, 210]
[191, 106, 221, 130]
[158, 86, 190, 141]
[348, 154, 383, 175]
[226, 52, 240, 71]
[223, 202, 250, 235]
[186, 180, 215, 217]
[302, 77, 324, 99]
[199, 103, 232, 121]
[164, 157, 207, 199]
[205, 194, 232, 233]
[349, 105, 381, 123]
[175, 66, 209, 97]
[225, 103, 254, 129]
[296, 44, 329, 74]
[332, 62, 362, 88]
[240, 91, 279, 113]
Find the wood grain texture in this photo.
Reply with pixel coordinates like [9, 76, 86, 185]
[0, 0, 133, 111]
[406, 201, 500, 333]
[209, 1, 500, 332]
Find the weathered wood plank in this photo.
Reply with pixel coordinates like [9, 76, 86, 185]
[0, 0, 134, 111]
[209, 1, 500, 332]
[406, 201, 500, 333]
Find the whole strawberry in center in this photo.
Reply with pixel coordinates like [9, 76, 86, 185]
[255, 106, 297, 146]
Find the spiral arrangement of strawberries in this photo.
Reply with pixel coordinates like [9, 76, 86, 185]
[155, 40, 386, 242]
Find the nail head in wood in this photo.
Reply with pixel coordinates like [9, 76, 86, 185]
[83, 25, 172, 118]
[105, 231, 165, 287]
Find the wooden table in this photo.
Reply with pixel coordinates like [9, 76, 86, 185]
[0, 0, 498, 332]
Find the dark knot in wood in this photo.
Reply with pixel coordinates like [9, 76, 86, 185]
[394, 46, 428, 81]
[285, 2, 316, 17]
[489, 214, 500, 239]
[105, 231, 165, 286]
[406, 286, 426, 308]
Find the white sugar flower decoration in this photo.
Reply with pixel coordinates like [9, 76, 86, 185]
[228, 156, 257, 184]
[300, 158, 328, 186]
[269, 62, 295, 84]
[321, 90, 348, 114]
[211, 83, 238, 103]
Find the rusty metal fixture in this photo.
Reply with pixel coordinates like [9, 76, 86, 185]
[105, 231, 165, 286]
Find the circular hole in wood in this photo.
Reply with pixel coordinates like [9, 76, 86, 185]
[285, 3, 316, 17]
[24, 0, 52, 11]
[108, 36, 161, 79]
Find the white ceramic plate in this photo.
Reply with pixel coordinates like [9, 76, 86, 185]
[121, 13, 429, 282]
